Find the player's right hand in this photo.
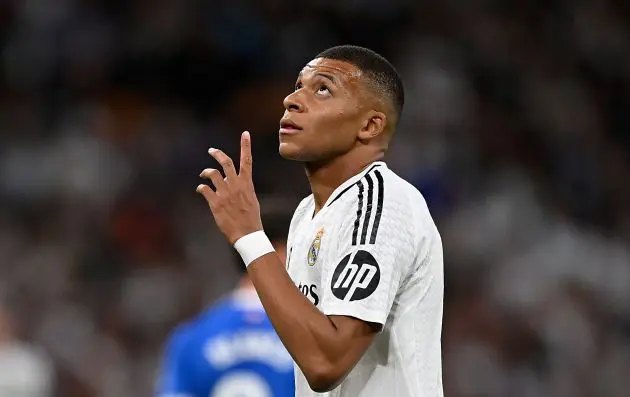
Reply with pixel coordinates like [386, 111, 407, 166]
[197, 131, 264, 245]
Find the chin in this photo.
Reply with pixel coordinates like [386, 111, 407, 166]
[279, 142, 307, 161]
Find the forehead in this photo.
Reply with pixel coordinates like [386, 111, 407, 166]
[297, 58, 363, 83]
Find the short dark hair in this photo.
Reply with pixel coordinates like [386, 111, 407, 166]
[316, 45, 405, 124]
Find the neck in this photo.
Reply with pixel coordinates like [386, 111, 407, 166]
[306, 150, 383, 214]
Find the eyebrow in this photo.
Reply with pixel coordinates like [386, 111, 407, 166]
[296, 71, 338, 85]
[315, 72, 337, 84]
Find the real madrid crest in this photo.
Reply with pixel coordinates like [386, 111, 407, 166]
[307, 227, 325, 266]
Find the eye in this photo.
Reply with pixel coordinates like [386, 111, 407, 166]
[294, 82, 303, 91]
[317, 85, 331, 95]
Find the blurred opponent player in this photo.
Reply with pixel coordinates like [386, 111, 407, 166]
[197, 45, 444, 396]
[155, 209, 295, 397]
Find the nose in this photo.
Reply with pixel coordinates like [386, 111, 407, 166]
[283, 91, 304, 113]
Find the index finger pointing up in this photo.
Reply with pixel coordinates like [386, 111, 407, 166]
[239, 131, 253, 177]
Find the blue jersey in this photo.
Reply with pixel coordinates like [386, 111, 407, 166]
[156, 289, 295, 397]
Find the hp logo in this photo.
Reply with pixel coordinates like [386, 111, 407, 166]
[331, 250, 380, 301]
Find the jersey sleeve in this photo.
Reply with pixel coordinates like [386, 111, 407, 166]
[320, 177, 415, 327]
[155, 326, 197, 397]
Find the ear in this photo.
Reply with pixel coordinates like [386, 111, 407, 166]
[357, 110, 387, 140]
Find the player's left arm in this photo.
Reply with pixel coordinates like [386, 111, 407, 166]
[197, 133, 409, 392]
[313, 180, 411, 390]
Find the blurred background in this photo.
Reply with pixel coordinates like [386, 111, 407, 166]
[1, 0, 630, 396]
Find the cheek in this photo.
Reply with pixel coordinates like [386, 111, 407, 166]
[310, 118, 353, 152]
[312, 107, 358, 142]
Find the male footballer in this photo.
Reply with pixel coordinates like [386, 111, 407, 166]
[197, 45, 444, 396]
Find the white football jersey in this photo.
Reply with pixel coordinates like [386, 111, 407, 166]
[286, 161, 444, 397]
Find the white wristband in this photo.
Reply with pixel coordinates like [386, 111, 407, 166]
[233, 231, 275, 267]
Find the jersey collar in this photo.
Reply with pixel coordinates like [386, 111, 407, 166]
[324, 161, 387, 208]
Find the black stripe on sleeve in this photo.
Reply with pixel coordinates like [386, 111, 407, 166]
[352, 181, 364, 246]
[327, 164, 382, 207]
[360, 174, 374, 245]
[369, 170, 384, 244]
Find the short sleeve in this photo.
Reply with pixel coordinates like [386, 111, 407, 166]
[155, 327, 196, 397]
[320, 176, 415, 327]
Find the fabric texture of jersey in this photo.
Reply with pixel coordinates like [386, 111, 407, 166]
[286, 161, 444, 397]
[156, 288, 295, 397]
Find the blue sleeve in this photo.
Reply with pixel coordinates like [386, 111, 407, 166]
[155, 326, 196, 397]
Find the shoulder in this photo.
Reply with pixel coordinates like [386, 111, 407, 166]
[288, 195, 314, 237]
[195, 296, 248, 332]
[381, 167, 432, 215]
[331, 164, 427, 222]
[163, 321, 196, 360]
[379, 167, 440, 241]
[327, 164, 413, 207]
[292, 195, 313, 221]
[373, 165, 426, 208]
[331, 164, 438, 245]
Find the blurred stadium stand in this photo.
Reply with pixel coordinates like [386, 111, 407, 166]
[1, 0, 629, 396]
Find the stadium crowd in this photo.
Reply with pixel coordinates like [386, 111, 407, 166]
[0, 0, 629, 396]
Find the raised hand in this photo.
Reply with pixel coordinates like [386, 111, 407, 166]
[197, 131, 263, 244]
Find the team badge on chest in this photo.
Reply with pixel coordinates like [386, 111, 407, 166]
[307, 227, 325, 266]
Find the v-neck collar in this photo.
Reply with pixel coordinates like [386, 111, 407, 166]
[310, 161, 386, 222]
